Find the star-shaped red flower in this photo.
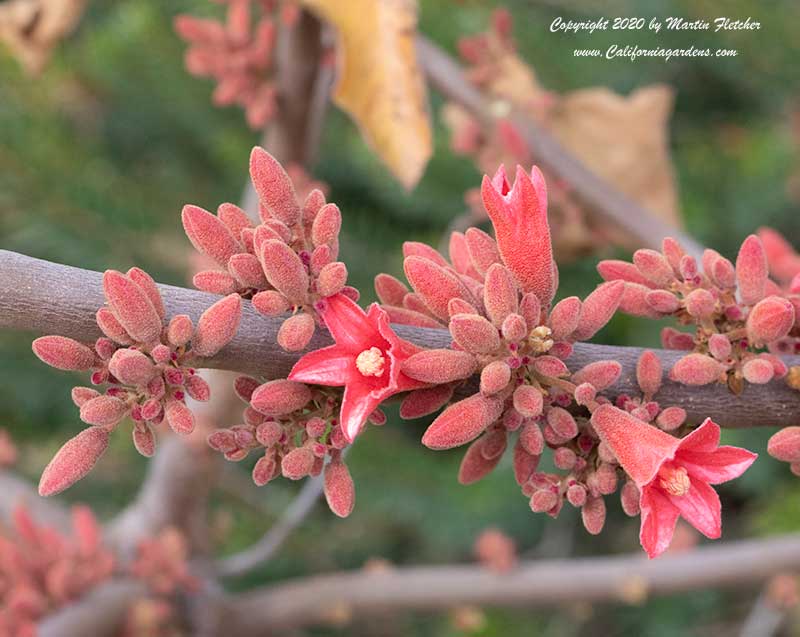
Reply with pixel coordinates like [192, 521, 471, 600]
[591, 404, 757, 558]
[289, 293, 425, 442]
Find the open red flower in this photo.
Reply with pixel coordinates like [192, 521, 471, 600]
[481, 164, 557, 307]
[591, 405, 757, 558]
[289, 293, 424, 442]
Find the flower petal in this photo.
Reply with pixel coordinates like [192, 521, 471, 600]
[288, 345, 355, 386]
[639, 487, 680, 559]
[676, 418, 720, 453]
[319, 293, 381, 352]
[668, 477, 721, 539]
[340, 382, 384, 443]
[679, 446, 758, 484]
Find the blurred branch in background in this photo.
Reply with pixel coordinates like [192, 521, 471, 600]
[2, 249, 798, 429]
[220, 533, 800, 633]
[416, 35, 705, 261]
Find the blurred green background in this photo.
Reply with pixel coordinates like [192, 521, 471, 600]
[1, 0, 799, 635]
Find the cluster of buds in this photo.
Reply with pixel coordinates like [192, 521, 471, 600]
[0, 505, 114, 636]
[175, 0, 290, 129]
[758, 227, 800, 358]
[128, 527, 198, 597]
[207, 376, 356, 517]
[377, 166, 629, 534]
[599, 233, 796, 392]
[373, 161, 758, 557]
[183, 147, 351, 352]
[32, 267, 241, 495]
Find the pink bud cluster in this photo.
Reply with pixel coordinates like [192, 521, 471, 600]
[0, 505, 114, 635]
[175, 0, 284, 129]
[598, 234, 796, 393]
[32, 268, 242, 495]
[183, 147, 352, 352]
[758, 227, 800, 357]
[207, 378, 356, 517]
[128, 527, 198, 597]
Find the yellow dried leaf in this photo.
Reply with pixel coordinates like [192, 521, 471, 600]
[0, 0, 86, 74]
[300, 0, 432, 189]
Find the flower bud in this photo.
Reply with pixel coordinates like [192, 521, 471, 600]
[633, 249, 674, 286]
[480, 360, 511, 395]
[484, 264, 518, 326]
[669, 353, 724, 386]
[746, 296, 795, 345]
[109, 349, 157, 386]
[742, 358, 774, 384]
[572, 360, 621, 391]
[620, 481, 640, 516]
[281, 447, 314, 480]
[449, 313, 501, 355]
[684, 288, 716, 319]
[581, 496, 606, 535]
[512, 385, 544, 418]
[636, 350, 662, 397]
[422, 394, 504, 450]
[80, 396, 128, 427]
[402, 349, 477, 384]
[656, 406, 686, 431]
[324, 460, 355, 517]
[192, 294, 242, 357]
[546, 407, 578, 440]
[277, 313, 316, 352]
[708, 333, 732, 361]
[768, 427, 800, 463]
[736, 234, 768, 306]
[33, 336, 96, 371]
[251, 380, 312, 416]
[317, 262, 348, 298]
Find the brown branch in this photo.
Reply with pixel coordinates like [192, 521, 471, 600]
[217, 534, 800, 633]
[38, 579, 147, 637]
[416, 36, 705, 261]
[2, 249, 798, 429]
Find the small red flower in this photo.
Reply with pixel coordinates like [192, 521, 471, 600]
[591, 405, 757, 558]
[289, 293, 424, 442]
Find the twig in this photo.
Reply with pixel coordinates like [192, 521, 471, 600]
[216, 474, 325, 578]
[415, 36, 704, 261]
[740, 589, 791, 637]
[2, 249, 798, 429]
[217, 534, 800, 633]
[38, 579, 147, 637]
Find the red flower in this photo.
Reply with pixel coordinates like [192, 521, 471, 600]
[481, 164, 557, 307]
[591, 405, 757, 558]
[289, 293, 424, 442]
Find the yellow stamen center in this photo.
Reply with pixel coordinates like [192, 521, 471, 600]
[658, 465, 690, 497]
[528, 325, 554, 354]
[356, 347, 386, 377]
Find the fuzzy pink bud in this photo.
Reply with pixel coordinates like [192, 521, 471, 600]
[103, 270, 162, 343]
[574, 382, 597, 406]
[553, 447, 577, 470]
[513, 440, 540, 485]
[39, 427, 110, 496]
[402, 349, 477, 384]
[547, 297, 582, 340]
[633, 249, 674, 286]
[736, 235, 768, 306]
[96, 307, 132, 344]
[636, 350, 662, 397]
[403, 241, 450, 267]
[742, 358, 774, 384]
[251, 379, 312, 416]
[192, 294, 242, 357]
[656, 406, 687, 431]
[316, 262, 348, 298]
[768, 427, 800, 463]
[582, 496, 606, 535]
[109, 348, 157, 386]
[708, 333, 732, 360]
[669, 353, 724, 385]
[620, 283, 662, 318]
[133, 424, 156, 457]
[458, 438, 502, 485]
[250, 147, 300, 226]
[546, 407, 578, 440]
[324, 461, 355, 517]
[422, 394, 504, 450]
[597, 259, 656, 287]
[746, 296, 795, 345]
[164, 315, 192, 348]
[126, 267, 165, 319]
[228, 253, 267, 289]
[661, 237, 685, 272]
[71, 387, 100, 407]
[531, 355, 569, 378]
[80, 396, 128, 426]
[311, 203, 342, 247]
[449, 313, 501, 355]
[464, 227, 501, 275]
[165, 401, 195, 435]
[252, 455, 277, 486]
[645, 289, 680, 314]
[404, 256, 474, 321]
[277, 313, 316, 352]
[252, 290, 290, 316]
[512, 385, 543, 418]
[572, 281, 624, 341]
[260, 240, 309, 304]
[483, 264, 518, 326]
[530, 489, 559, 513]
[620, 481, 640, 516]
[32, 336, 95, 371]
[480, 360, 512, 395]
[448, 231, 477, 276]
[399, 384, 454, 419]
[182, 204, 241, 267]
[185, 374, 211, 402]
[218, 202, 252, 239]
[374, 273, 409, 306]
[281, 446, 314, 480]
[501, 313, 527, 342]
[193, 270, 237, 295]
[684, 288, 716, 319]
[571, 360, 621, 391]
